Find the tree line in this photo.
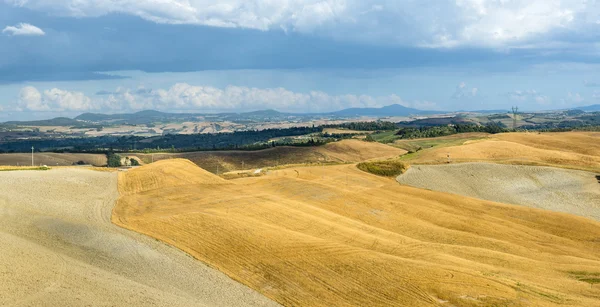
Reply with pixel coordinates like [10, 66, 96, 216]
[395, 123, 507, 139]
[323, 121, 398, 131]
[0, 126, 324, 153]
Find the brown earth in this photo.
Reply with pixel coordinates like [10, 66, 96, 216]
[114, 159, 600, 307]
[127, 140, 406, 173]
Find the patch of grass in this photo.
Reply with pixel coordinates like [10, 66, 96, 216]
[0, 166, 51, 172]
[394, 135, 487, 153]
[357, 160, 409, 177]
[369, 130, 400, 143]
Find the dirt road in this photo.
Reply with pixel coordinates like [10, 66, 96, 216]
[0, 168, 279, 306]
[398, 162, 600, 221]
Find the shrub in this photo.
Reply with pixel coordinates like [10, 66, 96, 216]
[130, 158, 140, 166]
[107, 152, 122, 167]
[357, 160, 409, 177]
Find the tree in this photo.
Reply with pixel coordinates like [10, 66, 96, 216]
[107, 152, 122, 167]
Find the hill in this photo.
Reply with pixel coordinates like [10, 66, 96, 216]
[0, 153, 107, 166]
[126, 140, 407, 173]
[398, 163, 600, 221]
[575, 104, 600, 112]
[114, 160, 600, 307]
[4, 117, 83, 127]
[330, 104, 437, 117]
[75, 110, 198, 124]
[0, 168, 276, 306]
[403, 132, 600, 172]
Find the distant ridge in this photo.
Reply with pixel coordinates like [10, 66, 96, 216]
[575, 104, 600, 112]
[3, 104, 442, 125]
[330, 104, 439, 117]
[4, 117, 83, 127]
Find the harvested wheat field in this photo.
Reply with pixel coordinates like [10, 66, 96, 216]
[0, 168, 278, 306]
[114, 159, 600, 307]
[398, 162, 600, 221]
[0, 152, 107, 166]
[406, 131, 600, 172]
[126, 139, 406, 173]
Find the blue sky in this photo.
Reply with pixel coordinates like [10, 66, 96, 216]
[1, 1, 600, 120]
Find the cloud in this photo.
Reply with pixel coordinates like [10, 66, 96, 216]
[561, 92, 584, 105]
[18, 86, 93, 111]
[4, 0, 597, 48]
[16, 83, 428, 113]
[2, 23, 45, 36]
[505, 89, 550, 105]
[452, 82, 479, 99]
[103, 83, 410, 113]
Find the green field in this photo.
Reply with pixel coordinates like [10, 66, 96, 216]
[393, 133, 490, 161]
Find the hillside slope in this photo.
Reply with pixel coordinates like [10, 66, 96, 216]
[405, 132, 600, 172]
[114, 160, 600, 307]
[0, 168, 277, 306]
[0, 153, 107, 166]
[127, 140, 406, 173]
[398, 163, 600, 221]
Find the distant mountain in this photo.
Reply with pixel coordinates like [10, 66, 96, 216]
[330, 104, 439, 117]
[75, 110, 178, 122]
[456, 109, 509, 114]
[4, 104, 464, 127]
[242, 109, 285, 116]
[575, 104, 600, 112]
[4, 117, 83, 127]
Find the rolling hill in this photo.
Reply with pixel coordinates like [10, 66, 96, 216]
[403, 132, 600, 172]
[575, 104, 600, 112]
[114, 159, 600, 307]
[0, 153, 107, 167]
[330, 104, 439, 117]
[126, 139, 407, 173]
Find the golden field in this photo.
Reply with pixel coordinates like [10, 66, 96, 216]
[0, 152, 107, 167]
[403, 131, 600, 172]
[114, 157, 600, 307]
[127, 139, 406, 173]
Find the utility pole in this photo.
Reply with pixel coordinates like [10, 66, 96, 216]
[31, 146, 34, 167]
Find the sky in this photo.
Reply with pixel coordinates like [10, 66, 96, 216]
[2, 0, 600, 120]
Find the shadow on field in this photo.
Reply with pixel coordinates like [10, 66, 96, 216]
[596, 175, 600, 183]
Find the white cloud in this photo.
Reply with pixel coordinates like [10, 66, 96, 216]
[562, 92, 585, 105]
[15, 83, 428, 113]
[2, 23, 45, 36]
[5, 0, 598, 47]
[505, 89, 550, 105]
[452, 82, 479, 99]
[18, 86, 93, 111]
[103, 83, 414, 113]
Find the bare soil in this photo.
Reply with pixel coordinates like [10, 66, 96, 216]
[398, 162, 600, 221]
[0, 168, 279, 307]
